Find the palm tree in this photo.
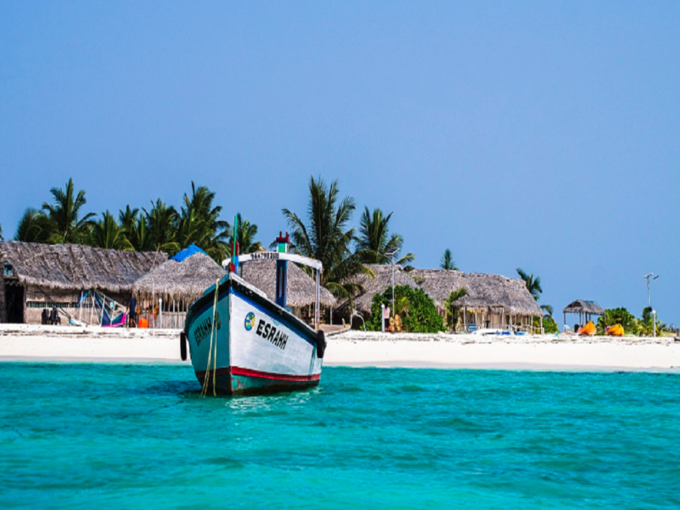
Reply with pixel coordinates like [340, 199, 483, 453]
[127, 216, 153, 252]
[0, 222, 3, 241]
[282, 176, 366, 297]
[440, 249, 458, 270]
[541, 304, 553, 317]
[42, 178, 95, 244]
[90, 211, 131, 250]
[443, 288, 468, 331]
[14, 208, 53, 243]
[356, 207, 414, 265]
[230, 213, 262, 254]
[177, 182, 230, 262]
[119, 205, 139, 235]
[144, 199, 179, 254]
[516, 268, 542, 301]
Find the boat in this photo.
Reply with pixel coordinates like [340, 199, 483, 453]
[181, 230, 327, 396]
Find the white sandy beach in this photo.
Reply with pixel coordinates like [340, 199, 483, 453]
[1, 324, 679, 372]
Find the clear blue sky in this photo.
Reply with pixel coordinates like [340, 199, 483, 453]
[1, 2, 679, 326]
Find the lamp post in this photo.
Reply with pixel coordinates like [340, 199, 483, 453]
[644, 273, 659, 337]
[380, 303, 385, 333]
[386, 248, 398, 329]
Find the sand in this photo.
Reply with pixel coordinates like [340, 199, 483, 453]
[1, 324, 679, 372]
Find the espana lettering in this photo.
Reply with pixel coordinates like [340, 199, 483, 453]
[255, 319, 288, 350]
[194, 313, 222, 346]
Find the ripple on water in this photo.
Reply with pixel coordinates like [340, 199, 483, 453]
[0, 363, 679, 509]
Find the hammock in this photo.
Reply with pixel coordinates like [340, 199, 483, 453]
[77, 290, 127, 327]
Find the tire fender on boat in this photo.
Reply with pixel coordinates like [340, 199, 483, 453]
[315, 330, 326, 359]
[180, 331, 188, 361]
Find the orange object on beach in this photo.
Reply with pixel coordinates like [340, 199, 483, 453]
[606, 324, 624, 337]
[138, 317, 149, 329]
[579, 321, 596, 336]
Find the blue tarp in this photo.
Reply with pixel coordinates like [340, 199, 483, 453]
[171, 244, 208, 262]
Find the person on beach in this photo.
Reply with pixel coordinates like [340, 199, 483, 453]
[127, 297, 137, 328]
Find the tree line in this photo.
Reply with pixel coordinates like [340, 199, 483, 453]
[1, 176, 667, 335]
[3, 176, 418, 302]
[1, 175, 551, 322]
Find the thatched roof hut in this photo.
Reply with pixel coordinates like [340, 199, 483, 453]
[563, 300, 604, 316]
[0, 241, 166, 293]
[563, 300, 604, 327]
[132, 252, 226, 302]
[410, 269, 543, 317]
[239, 259, 336, 308]
[337, 264, 420, 316]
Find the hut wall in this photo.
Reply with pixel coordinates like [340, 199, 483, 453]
[24, 288, 80, 325]
[23, 287, 133, 325]
[133, 296, 194, 330]
[0, 276, 6, 324]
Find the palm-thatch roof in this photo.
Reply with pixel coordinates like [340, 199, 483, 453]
[132, 252, 226, 302]
[410, 269, 543, 317]
[239, 259, 336, 308]
[0, 241, 166, 293]
[563, 300, 604, 316]
[338, 264, 420, 315]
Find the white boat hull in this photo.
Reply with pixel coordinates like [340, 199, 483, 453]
[184, 274, 324, 395]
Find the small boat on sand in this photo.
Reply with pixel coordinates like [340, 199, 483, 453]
[181, 231, 326, 396]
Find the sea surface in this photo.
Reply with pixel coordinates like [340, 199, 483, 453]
[1, 364, 679, 509]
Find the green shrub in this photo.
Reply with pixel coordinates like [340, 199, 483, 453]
[366, 285, 445, 333]
[597, 308, 639, 336]
[533, 315, 559, 334]
[638, 307, 667, 336]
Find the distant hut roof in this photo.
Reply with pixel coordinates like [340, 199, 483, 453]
[0, 241, 166, 294]
[132, 252, 226, 302]
[239, 259, 336, 308]
[563, 300, 604, 316]
[338, 264, 420, 315]
[410, 269, 543, 317]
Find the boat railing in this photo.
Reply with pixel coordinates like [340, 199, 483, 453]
[223, 251, 324, 331]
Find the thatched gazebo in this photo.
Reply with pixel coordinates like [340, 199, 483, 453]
[132, 252, 226, 329]
[563, 300, 604, 329]
[336, 264, 420, 325]
[239, 259, 337, 324]
[0, 241, 166, 324]
[410, 269, 543, 332]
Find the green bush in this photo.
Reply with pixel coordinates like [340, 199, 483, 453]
[597, 308, 639, 336]
[638, 307, 667, 336]
[366, 285, 445, 333]
[533, 315, 559, 334]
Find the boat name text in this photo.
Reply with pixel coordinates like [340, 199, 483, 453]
[194, 313, 222, 347]
[256, 319, 288, 350]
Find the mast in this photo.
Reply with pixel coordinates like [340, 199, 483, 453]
[275, 232, 289, 309]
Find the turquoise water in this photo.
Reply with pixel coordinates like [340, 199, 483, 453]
[1, 364, 679, 509]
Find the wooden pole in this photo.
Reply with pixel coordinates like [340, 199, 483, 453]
[315, 269, 320, 330]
